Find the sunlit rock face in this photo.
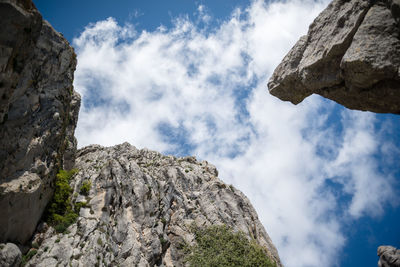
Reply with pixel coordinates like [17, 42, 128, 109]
[25, 143, 282, 267]
[0, 0, 80, 244]
[268, 0, 400, 114]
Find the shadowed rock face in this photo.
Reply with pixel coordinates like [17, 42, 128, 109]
[0, 0, 80, 244]
[268, 0, 400, 114]
[25, 143, 282, 267]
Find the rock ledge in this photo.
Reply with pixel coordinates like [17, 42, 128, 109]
[268, 0, 400, 114]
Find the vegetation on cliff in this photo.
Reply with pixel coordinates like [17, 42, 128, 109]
[44, 169, 80, 233]
[185, 224, 276, 267]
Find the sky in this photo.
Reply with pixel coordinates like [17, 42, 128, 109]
[35, 0, 400, 266]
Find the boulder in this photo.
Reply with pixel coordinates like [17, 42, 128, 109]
[0, 243, 22, 267]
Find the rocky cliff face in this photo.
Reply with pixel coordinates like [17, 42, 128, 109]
[0, 0, 80, 244]
[23, 143, 282, 267]
[0, 1, 282, 266]
[268, 0, 400, 114]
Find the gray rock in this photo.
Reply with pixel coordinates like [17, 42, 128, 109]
[268, 0, 400, 114]
[378, 246, 400, 267]
[0, 2, 282, 266]
[0, 0, 80, 244]
[25, 143, 283, 267]
[0, 243, 22, 267]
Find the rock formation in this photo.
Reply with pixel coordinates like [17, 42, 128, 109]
[24, 143, 282, 267]
[0, 243, 22, 267]
[268, 0, 400, 265]
[0, 1, 282, 266]
[378, 246, 400, 267]
[0, 0, 80, 244]
[268, 0, 400, 114]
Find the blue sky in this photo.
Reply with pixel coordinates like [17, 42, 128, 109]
[35, 0, 400, 266]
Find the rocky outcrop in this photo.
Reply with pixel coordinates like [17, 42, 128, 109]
[0, 0, 80, 244]
[378, 246, 400, 267]
[268, 0, 400, 114]
[24, 143, 282, 267]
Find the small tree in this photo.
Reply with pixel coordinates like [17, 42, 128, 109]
[80, 180, 91, 196]
[185, 224, 276, 267]
[44, 169, 80, 233]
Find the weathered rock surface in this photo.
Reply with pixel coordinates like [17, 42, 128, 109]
[378, 246, 400, 267]
[0, 243, 22, 267]
[268, 0, 400, 114]
[0, 0, 80, 244]
[25, 143, 282, 267]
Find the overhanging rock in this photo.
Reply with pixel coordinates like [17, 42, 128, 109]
[268, 0, 400, 114]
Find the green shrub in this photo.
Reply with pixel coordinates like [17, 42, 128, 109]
[184, 224, 276, 267]
[21, 249, 37, 266]
[74, 201, 87, 213]
[80, 180, 91, 196]
[159, 235, 168, 247]
[31, 242, 39, 249]
[44, 169, 81, 233]
[53, 212, 78, 233]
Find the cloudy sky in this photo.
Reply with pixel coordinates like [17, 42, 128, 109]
[36, 0, 400, 266]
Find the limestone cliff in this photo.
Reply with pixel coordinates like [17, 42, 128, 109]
[0, 0, 80, 244]
[22, 143, 282, 267]
[268, 0, 400, 114]
[0, 1, 282, 266]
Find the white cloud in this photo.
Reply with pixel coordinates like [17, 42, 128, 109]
[72, 0, 399, 266]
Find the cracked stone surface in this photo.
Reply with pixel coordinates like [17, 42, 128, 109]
[0, 0, 80, 244]
[268, 0, 400, 114]
[25, 143, 282, 267]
